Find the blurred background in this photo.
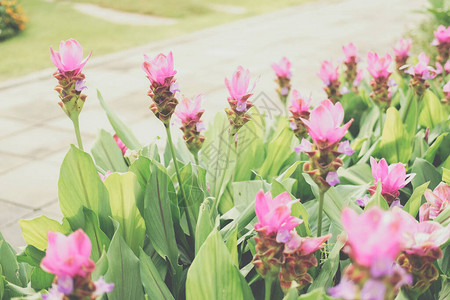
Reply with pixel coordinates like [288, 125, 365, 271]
[0, 0, 446, 247]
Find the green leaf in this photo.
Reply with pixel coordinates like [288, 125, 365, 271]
[186, 230, 254, 300]
[30, 267, 53, 290]
[82, 208, 111, 262]
[58, 145, 112, 236]
[179, 163, 205, 233]
[19, 216, 71, 251]
[403, 182, 429, 218]
[419, 90, 446, 130]
[380, 107, 413, 164]
[444, 168, 450, 184]
[259, 124, 295, 180]
[225, 226, 239, 267]
[92, 250, 109, 281]
[97, 90, 142, 150]
[17, 245, 45, 268]
[0, 233, 24, 286]
[424, 132, 448, 163]
[195, 199, 214, 255]
[144, 163, 179, 273]
[411, 158, 441, 190]
[104, 172, 146, 256]
[139, 249, 174, 300]
[337, 164, 372, 185]
[365, 181, 389, 210]
[297, 288, 334, 299]
[400, 90, 417, 135]
[91, 129, 129, 173]
[439, 275, 450, 300]
[308, 239, 345, 292]
[129, 157, 152, 204]
[104, 222, 145, 300]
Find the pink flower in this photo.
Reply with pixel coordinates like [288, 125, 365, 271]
[342, 43, 358, 63]
[301, 99, 353, 148]
[294, 138, 313, 153]
[288, 89, 311, 114]
[326, 172, 340, 186]
[282, 230, 331, 255]
[41, 229, 95, 278]
[444, 81, 450, 97]
[317, 61, 339, 85]
[113, 134, 128, 155]
[98, 171, 113, 182]
[142, 52, 177, 85]
[419, 182, 449, 222]
[50, 39, 91, 74]
[445, 60, 450, 73]
[369, 157, 415, 200]
[225, 66, 256, 110]
[405, 52, 436, 80]
[433, 25, 450, 45]
[353, 69, 364, 86]
[367, 52, 392, 79]
[175, 94, 204, 124]
[341, 207, 406, 267]
[272, 57, 292, 78]
[393, 38, 412, 59]
[254, 190, 302, 235]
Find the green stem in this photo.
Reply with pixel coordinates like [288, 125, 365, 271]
[72, 117, 84, 151]
[165, 124, 194, 237]
[317, 191, 325, 237]
[193, 151, 199, 166]
[378, 105, 383, 136]
[264, 276, 274, 300]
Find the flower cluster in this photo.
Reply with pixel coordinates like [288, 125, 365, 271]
[432, 25, 450, 64]
[393, 38, 412, 72]
[175, 94, 206, 156]
[288, 90, 311, 139]
[405, 53, 436, 97]
[317, 61, 341, 103]
[272, 57, 292, 105]
[41, 230, 113, 299]
[342, 43, 363, 91]
[50, 39, 91, 121]
[252, 191, 330, 293]
[419, 182, 449, 222]
[367, 51, 393, 109]
[295, 99, 354, 192]
[224, 66, 256, 136]
[142, 52, 180, 125]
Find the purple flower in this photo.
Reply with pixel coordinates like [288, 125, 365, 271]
[170, 81, 180, 93]
[57, 276, 73, 294]
[276, 228, 292, 243]
[75, 80, 87, 92]
[294, 138, 313, 153]
[356, 194, 370, 207]
[370, 257, 394, 278]
[289, 122, 298, 131]
[236, 100, 247, 112]
[326, 172, 340, 186]
[328, 278, 357, 300]
[93, 277, 114, 297]
[280, 87, 289, 96]
[337, 140, 355, 156]
[196, 122, 206, 132]
[361, 279, 386, 300]
[42, 285, 64, 300]
[390, 200, 403, 209]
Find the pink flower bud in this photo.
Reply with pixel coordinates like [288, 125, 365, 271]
[142, 52, 177, 85]
[41, 229, 95, 278]
[419, 182, 449, 221]
[367, 52, 392, 79]
[393, 38, 412, 59]
[50, 39, 91, 74]
[342, 43, 359, 63]
[444, 81, 450, 98]
[405, 52, 436, 80]
[271, 57, 292, 78]
[289, 89, 311, 115]
[113, 134, 128, 155]
[254, 190, 302, 235]
[433, 25, 450, 44]
[225, 66, 256, 111]
[175, 94, 204, 124]
[317, 60, 339, 86]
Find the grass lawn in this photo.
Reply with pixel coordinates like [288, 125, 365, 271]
[0, 0, 309, 81]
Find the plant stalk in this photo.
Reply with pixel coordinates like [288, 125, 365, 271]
[72, 117, 84, 151]
[378, 105, 383, 136]
[264, 276, 274, 300]
[193, 151, 199, 166]
[165, 124, 194, 237]
[317, 191, 325, 237]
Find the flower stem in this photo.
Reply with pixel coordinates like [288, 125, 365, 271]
[264, 276, 274, 300]
[378, 105, 383, 136]
[72, 117, 84, 151]
[317, 191, 325, 237]
[165, 124, 194, 237]
[193, 151, 199, 166]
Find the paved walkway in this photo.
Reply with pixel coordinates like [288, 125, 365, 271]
[0, 0, 425, 248]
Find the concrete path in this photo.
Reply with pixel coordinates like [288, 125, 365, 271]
[0, 0, 425, 248]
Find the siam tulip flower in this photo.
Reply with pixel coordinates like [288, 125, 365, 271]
[296, 99, 353, 192]
[367, 52, 393, 108]
[113, 134, 128, 155]
[288, 89, 311, 139]
[272, 57, 292, 104]
[393, 38, 412, 71]
[93, 277, 115, 297]
[142, 52, 179, 125]
[445, 60, 450, 73]
[318, 61, 341, 103]
[342, 43, 359, 64]
[432, 25, 450, 63]
[369, 157, 415, 206]
[419, 182, 449, 222]
[353, 68, 364, 87]
[405, 53, 436, 82]
[330, 207, 412, 299]
[50, 39, 90, 133]
[41, 229, 95, 278]
[396, 208, 450, 296]
[175, 95, 206, 157]
[443, 80, 450, 104]
[224, 66, 257, 136]
[50, 39, 91, 75]
[342, 43, 361, 91]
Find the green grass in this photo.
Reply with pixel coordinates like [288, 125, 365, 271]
[0, 0, 309, 81]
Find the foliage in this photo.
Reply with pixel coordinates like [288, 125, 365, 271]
[0, 0, 26, 41]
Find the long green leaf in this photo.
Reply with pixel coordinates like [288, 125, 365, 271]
[139, 249, 174, 300]
[403, 182, 429, 217]
[91, 129, 128, 173]
[419, 90, 446, 130]
[19, 216, 71, 251]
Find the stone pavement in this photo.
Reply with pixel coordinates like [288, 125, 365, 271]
[0, 0, 425, 248]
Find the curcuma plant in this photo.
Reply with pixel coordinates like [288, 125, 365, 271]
[0, 24, 450, 300]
